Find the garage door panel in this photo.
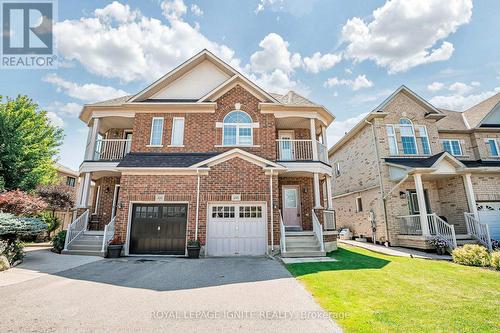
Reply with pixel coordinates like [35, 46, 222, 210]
[477, 202, 500, 240]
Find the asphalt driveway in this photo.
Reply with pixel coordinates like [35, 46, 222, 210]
[0, 248, 341, 332]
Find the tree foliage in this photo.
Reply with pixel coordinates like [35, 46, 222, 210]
[0, 213, 47, 240]
[37, 184, 74, 213]
[0, 95, 63, 191]
[0, 190, 47, 216]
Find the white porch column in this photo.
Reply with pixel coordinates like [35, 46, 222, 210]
[414, 173, 430, 236]
[310, 118, 318, 160]
[463, 173, 479, 219]
[326, 174, 333, 209]
[313, 173, 322, 208]
[78, 173, 92, 208]
[85, 118, 100, 160]
[321, 125, 328, 146]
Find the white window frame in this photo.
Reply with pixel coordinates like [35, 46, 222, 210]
[149, 117, 164, 146]
[355, 196, 363, 213]
[222, 111, 253, 146]
[417, 125, 431, 155]
[386, 125, 399, 155]
[399, 118, 419, 155]
[442, 139, 462, 156]
[487, 139, 499, 157]
[169, 117, 185, 147]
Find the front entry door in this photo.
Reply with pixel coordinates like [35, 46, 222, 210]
[282, 186, 301, 227]
[408, 190, 432, 214]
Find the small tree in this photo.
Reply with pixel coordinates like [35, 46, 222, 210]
[37, 185, 74, 216]
[0, 190, 47, 216]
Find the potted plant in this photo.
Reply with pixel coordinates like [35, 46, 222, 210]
[107, 235, 124, 258]
[428, 236, 447, 255]
[187, 239, 201, 259]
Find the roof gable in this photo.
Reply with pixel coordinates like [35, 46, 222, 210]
[190, 148, 285, 170]
[373, 85, 442, 116]
[478, 101, 500, 127]
[464, 92, 500, 128]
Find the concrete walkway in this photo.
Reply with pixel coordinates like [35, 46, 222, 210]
[0, 249, 341, 332]
[339, 240, 452, 260]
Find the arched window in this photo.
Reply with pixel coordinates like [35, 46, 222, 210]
[399, 118, 418, 155]
[223, 111, 253, 146]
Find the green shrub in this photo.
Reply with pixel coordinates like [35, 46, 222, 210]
[51, 230, 66, 254]
[0, 254, 9, 271]
[491, 251, 500, 270]
[0, 213, 47, 240]
[0, 239, 24, 265]
[39, 212, 61, 238]
[452, 244, 491, 267]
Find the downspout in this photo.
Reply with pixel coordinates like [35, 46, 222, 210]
[195, 169, 201, 240]
[364, 119, 390, 245]
[269, 169, 274, 253]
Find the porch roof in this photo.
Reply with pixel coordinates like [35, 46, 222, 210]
[118, 152, 220, 168]
[384, 152, 447, 168]
[461, 159, 500, 167]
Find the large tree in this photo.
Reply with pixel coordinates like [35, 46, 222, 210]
[0, 95, 63, 191]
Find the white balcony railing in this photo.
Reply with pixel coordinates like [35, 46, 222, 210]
[276, 139, 328, 163]
[94, 139, 131, 161]
[464, 212, 492, 251]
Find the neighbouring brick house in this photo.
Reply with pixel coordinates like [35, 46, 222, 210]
[65, 50, 337, 257]
[52, 163, 79, 230]
[329, 86, 500, 251]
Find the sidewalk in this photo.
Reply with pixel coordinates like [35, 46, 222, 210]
[339, 240, 452, 260]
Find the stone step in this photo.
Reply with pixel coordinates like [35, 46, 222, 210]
[285, 231, 315, 236]
[456, 239, 480, 246]
[281, 250, 326, 258]
[285, 240, 319, 247]
[78, 235, 104, 241]
[285, 246, 322, 252]
[285, 236, 318, 243]
[69, 244, 103, 251]
[62, 249, 105, 257]
[84, 231, 104, 236]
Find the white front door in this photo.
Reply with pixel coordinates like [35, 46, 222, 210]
[282, 186, 301, 227]
[207, 203, 267, 256]
[278, 130, 294, 160]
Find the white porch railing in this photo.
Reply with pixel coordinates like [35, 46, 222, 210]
[64, 210, 89, 250]
[312, 210, 325, 252]
[94, 139, 131, 161]
[397, 213, 457, 249]
[279, 209, 286, 253]
[323, 210, 336, 231]
[276, 139, 328, 163]
[464, 212, 492, 251]
[101, 216, 116, 253]
[397, 214, 422, 235]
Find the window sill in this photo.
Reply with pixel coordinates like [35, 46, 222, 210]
[146, 144, 163, 147]
[215, 145, 261, 148]
[167, 145, 185, 147]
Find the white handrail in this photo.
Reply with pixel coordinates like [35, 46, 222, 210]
[312, 210, 325, 252]
[101, 216, 116, 252]
[464, 212, 492, 251]
[94, 139, 131, 161]
[428, 213, 457, 249]
[279, 209, 286, 253]
[64, 210, 89, 250]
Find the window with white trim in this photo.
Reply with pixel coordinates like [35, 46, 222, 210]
[487, 139, 499, 156]
[442, 139, 462, 156]
[149, 117, 164, 146]
[356, 196, 363, 212]
[386, 125, 398, 155]
[417, 126, 431, 155]
[222, 111, 253, 146]
[399, 118, 418, 155]
[171, 117, 185, 146]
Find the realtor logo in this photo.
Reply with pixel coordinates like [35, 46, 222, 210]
[1, 0, 57, 68]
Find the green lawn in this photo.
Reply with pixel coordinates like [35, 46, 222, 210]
[286, 245, 500, 333]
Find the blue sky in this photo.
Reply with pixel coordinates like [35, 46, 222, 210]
[1, 0, 499, 170]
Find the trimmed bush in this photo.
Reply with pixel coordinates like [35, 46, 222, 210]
[51, 230, 67, 254]
[452, 244, 491, 267]
[0, 213, 47, 240]
[491, 251, 500, 270]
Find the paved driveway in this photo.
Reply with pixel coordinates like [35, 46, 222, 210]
[0, 248, 341, 332]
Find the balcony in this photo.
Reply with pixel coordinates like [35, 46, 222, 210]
[276, 139, 328, 164]
[93, 139, 131, 161]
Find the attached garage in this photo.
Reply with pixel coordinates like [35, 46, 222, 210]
[477, 202, 500, 240]
[129, 203, 188, 255]
[206, 203, 267, 256]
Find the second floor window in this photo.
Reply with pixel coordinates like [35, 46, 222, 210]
[386, 125, 398, 155]
[150, 117, 164, 146]
[417, 126, 431, 155]
[223, 111, 253, 146]
[442, 139, 462, 156]
[171, 117, 185, 146]
[399, 118, 418, 155]
[487, 139, 499, 156]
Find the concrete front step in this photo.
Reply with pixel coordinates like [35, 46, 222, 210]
[456, 239, 480, 246]
[285, 241, 320, 247]
[285, 246, 322, 252]
[61, 249, 105, 257]
[285, 231, 315, 236]
[71, 240, 103, 247]
[69, 244, 103, 251]
[282, 250, 326, 258]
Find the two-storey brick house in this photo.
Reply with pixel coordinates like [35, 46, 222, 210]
[329, 86, 500, 251]
[64, 50, 337, 257]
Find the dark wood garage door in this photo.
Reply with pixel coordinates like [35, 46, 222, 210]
[130, 203, 187, 255]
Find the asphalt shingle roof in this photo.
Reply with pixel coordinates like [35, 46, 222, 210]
[384, 152, 447, 168]
[117, 152, 220, 168]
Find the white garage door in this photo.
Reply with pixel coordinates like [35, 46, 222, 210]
[207, 203, 267, 256]
[477, 202, 500, 240]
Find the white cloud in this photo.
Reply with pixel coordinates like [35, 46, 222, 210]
[427, 82, 444, 92]
[327, 112, 369, 147]
[250, 33, 301, 74]
[46, 111, 64, 128]
[324, 74, 374, 91]
[43, 73, 129, 103]
[54, 1, 238, 82]
[255, 0, 317, 16]
[45, 101, 82, 116]
[341, 0, 472, 73]
[449, 81, 474, 94]
[190, 4, 203, 17]
[303, 52, 342, 73]
[430, 87, 500, 111]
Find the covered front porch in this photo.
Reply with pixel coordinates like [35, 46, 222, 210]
[386, 152, 492, 251]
